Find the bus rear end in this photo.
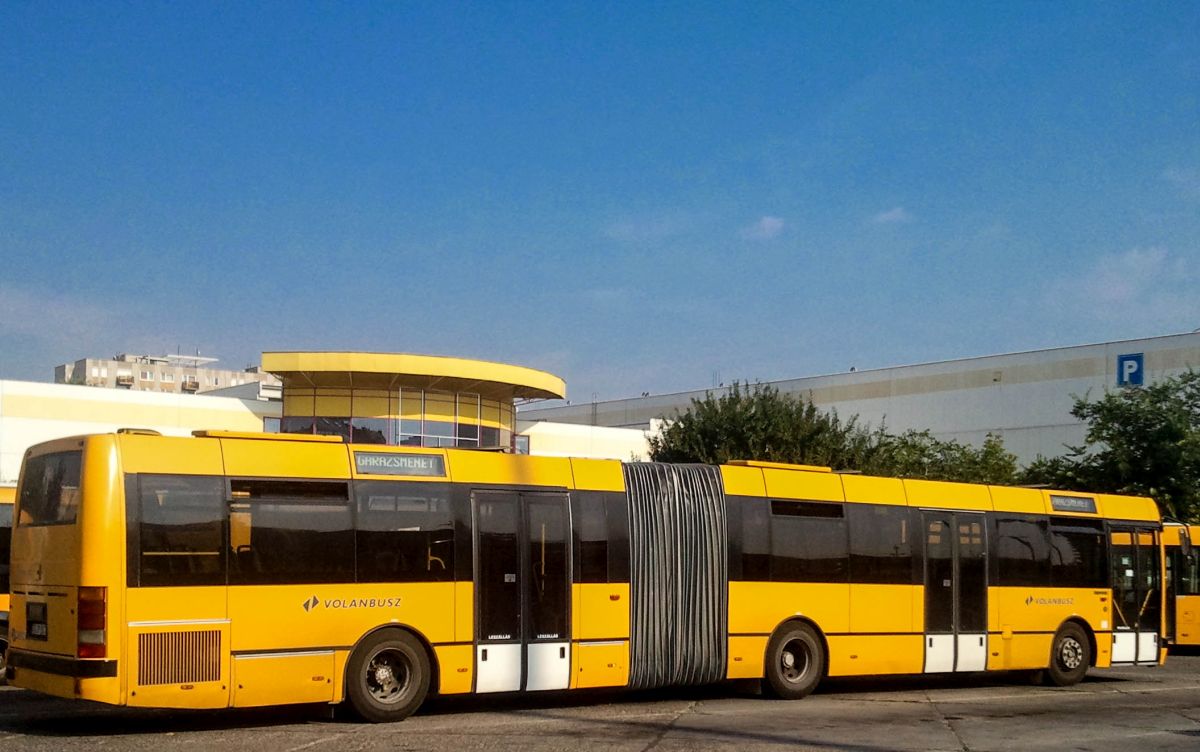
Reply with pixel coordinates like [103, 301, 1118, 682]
[1, 486, 14, 676]
[5, 435, 124, 704]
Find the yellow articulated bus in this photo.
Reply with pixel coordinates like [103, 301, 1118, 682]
[6, 430, 1164, 721]
[1163, 523, 1200, 646]
[0, 485, 13, 676]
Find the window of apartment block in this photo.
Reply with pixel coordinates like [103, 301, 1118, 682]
[141, 370, 152, 381]
[161, 372, 174, 382]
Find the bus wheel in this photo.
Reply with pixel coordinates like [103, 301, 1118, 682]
[1045, 623, 1090, 687]
[764, 622, 824, 699]
[346, 630, 430, 722]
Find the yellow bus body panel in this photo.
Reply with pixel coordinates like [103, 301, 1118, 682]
[233, 652, 335, 708]
[569, 458, 625, 492]
[727, 635, 768, 679]
[841, 475, 906, 506]
[1177, 595, 1200, 645]
[447, 451, 572, 488]
[1095, 494, 1158, 522]
[728, 582, 850, 636]
[117, 434, 224, 476]
[454, 581, 474, 643]
[904, 479, 993, 511]
[220, 438, 351, 479]
[988, 587, 1111, 668]
[573, 641, 629, 689]
[828, 635, 924, 676]
[434, 644, 473, 694]
[574, 583, 630, 641]
[719, 465, 766, 498]
[989, 486, 1046, 515]
[762, 468, 844, 502]
[849, 584, 916, 633]
[226, 583, 456, 654]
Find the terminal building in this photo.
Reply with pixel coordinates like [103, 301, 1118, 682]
[520, 332, 1200, 465]
[0, 351, 647, 489]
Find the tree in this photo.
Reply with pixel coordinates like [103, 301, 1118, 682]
[1021, 370, 1200, 521]
[648, 382, 1019, 485]
[863, 430, 1018, 485]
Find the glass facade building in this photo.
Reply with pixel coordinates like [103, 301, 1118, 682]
[263, 352, 564, 452]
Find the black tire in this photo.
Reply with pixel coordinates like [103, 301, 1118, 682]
[345, 630, 430, 723]
[1045, 623, 1090, 687]
[763, 622, 825, 699]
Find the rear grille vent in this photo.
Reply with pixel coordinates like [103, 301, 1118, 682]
[137, 630, 222, 685]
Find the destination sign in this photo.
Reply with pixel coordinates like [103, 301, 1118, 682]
[354, 452, 446, 477]
[1049, 494, 1097, 514]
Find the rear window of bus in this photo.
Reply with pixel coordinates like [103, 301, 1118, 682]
[18, 451, 82, 526]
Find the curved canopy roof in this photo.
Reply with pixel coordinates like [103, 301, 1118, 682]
[261, 352, 566, 401]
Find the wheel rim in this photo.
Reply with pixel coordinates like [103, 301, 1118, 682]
[364, 647, 413, 705]
[1058, 636, 1084, 671]
[780, 638, 812, 684]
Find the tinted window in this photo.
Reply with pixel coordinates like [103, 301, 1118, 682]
[848, 504, 914, 584]
[770, 500, 848, 583]
[355, 481, 454, 582]
[0, 503, 12, 593]
[572, 494, 608, 583]
[957, 515, 988, 632]
[739, 497, 770, 581]
[351, 418, 389, 445]
[605, 493, 630, 582]
[137, 474, 226, 587]
[314, 417, 352, 441]
[18, 451, 82, 526]
[992, 515, 1050, 587]
[280, 416, 314, 434]
[1138, 532, 1162, 631]
[1176, 550, 1200, 596]
[527, 498, 569, 640]
[229, 479, 353, 585]
[1049, 518, 1107, 588]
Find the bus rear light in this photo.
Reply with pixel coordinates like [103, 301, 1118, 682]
[77, 587, 107, 659]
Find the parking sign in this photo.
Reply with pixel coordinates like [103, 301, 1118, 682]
[1117, 353, 1144, 386]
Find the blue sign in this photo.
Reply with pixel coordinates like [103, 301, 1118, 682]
[1117, 353, 1144, 387]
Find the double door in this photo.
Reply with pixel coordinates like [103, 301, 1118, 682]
[473, 491, 572, 692]
[923, 510, 988, 672]
[1109, 526, 1160, 665]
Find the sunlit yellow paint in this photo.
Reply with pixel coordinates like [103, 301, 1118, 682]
[762, 467, 843, 502]
[841, 474, 905, 505]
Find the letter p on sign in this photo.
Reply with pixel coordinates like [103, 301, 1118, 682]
[1117, 353, 1144, 386]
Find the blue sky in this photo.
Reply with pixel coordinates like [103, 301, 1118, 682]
[2, 2, 1198, 401]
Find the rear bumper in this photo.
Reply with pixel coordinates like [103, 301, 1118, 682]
[6, 648, 117, 679]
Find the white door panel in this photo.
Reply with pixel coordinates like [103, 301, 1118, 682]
[956, 633, 987, 672]
[476, 644, 522, 693]
[925, 635, 955, 673]
[1111, 631, 1137, 664]
[526, 642, 571, 691]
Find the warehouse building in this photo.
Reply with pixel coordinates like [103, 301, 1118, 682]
[520, 332, 1200, 465]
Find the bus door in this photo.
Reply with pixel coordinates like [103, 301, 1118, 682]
[923, 511, 987, 673]
[472, 490, 571, 693]
[1109, 526, 1161, 664]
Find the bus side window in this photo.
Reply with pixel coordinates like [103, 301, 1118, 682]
[228, 479, 354, 586]
[571, 494, 607, 583]
[847, 504, 914, 585]
[769, 500, 848, 583]
[355, 480, 454, 583]
[992, 515, 1050, 587]
[135, 474, 226, 587]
